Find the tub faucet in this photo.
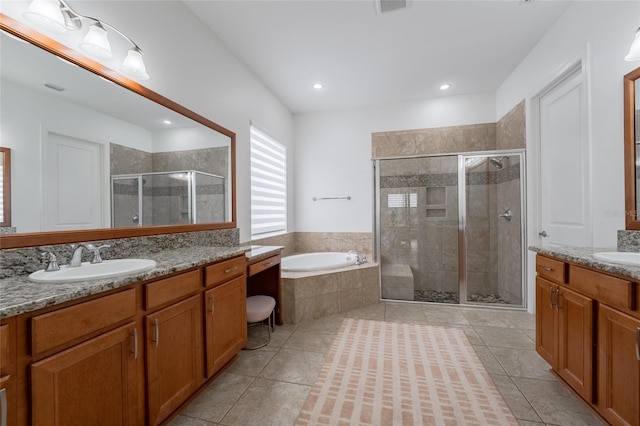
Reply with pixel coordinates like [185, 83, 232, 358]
[347, 250, 367, 265]
[69, 243, 111, 267]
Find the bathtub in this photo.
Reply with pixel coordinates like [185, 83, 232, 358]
[281, 252, 356, 272]
[279, 252, 381, 324]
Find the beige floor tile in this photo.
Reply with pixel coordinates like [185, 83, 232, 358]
[489, 347, 555, 380]
[472, 345, 507, 375]
[460, 326, 485, 345]
[179, 373, 254, 423]
[283, 329, 338, 354]
[475, 326, 535, 350]
[248, 323, 297, 349]
[385, 301, 428, 323]
[423, 305, 471, 326]
[295, 313, 347, 334]
[260, 348, 327, 386]
[500, 310, 536, 330]
[460, 307, 519, 328]
[513, 377, 606, 426]
[226, 347, 278, 377]
[490, 374, 542, 423]
[220, 378, 310, 426]
[167, 415, 218, 426]
[517, 421, 545, 426]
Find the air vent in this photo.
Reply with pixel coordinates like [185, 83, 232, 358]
[376, 0, 409, 14]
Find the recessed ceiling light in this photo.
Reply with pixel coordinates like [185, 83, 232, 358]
[440, 83, 452, 90]
[163, 119, 172, 125]
[313, 83, 323, 90]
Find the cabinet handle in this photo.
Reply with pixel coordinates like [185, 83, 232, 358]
[152, 319, 159, 348]
[131, 328, 138, 359]
[636, 328, 640, 361]
[225, 266, 238, 274]
[0, 388, 6, 426]
[549, 287, 555, 308]
[208, 295, 215, 315]
[540, 266, 553, 272]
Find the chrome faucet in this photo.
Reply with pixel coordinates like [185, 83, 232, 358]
[347, 250, 367, 265]
[69, 243, 111, 267]
[40, 251, 60, 272]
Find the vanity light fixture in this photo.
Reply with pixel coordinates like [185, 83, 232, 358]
[625, 27, 640, 61]
[22, 0, 149, 80]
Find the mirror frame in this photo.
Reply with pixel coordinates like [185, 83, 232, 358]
[0, 14, 236, 249]
[624, 66, 640, 230]
[0, 147, 11, 228]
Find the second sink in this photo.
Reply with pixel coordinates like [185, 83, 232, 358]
[593, 252, 640, 267]
[29, 258, 157, 283]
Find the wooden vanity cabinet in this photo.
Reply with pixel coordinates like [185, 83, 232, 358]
[29, 289, 139, 426]
[536, 254, 640, 424]
[0, 321, 15, 426]
[598, 304, 640, 426]
[204, 256, 247, 378]
[144, 270, 204, 426]
[535, 259, 595, 403]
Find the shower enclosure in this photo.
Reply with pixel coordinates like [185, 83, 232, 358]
[374, 151, 526, 307]
[111, 170, 225, 227]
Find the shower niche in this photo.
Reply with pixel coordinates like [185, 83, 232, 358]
[111, 170, 226, 227]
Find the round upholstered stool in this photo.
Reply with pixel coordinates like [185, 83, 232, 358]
[245, 295, 276, 350]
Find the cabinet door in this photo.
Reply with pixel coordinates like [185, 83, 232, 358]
[536, 277, 557, 367]
[557, 287, 594, 403]
[205, 275, 247, 377]
[598, 304, 640, 426]
[31, 322, 139, 426]
[0, 375, 10, 426]
[146, 295, 203, 426]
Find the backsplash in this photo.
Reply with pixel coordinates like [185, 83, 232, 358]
[0, 228, 239, 279]
[617, 230, 640, 252]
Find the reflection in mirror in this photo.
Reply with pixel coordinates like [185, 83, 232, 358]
[0, 23, 234, 242]
[0, 148, 11, 229]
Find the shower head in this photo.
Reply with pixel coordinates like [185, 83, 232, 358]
[489, 156, 507, 169]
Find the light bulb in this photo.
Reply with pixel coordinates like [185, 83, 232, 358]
[625, 28, 640, 61]
[79, 22, 113, 60]
[120, 47, 149, 80]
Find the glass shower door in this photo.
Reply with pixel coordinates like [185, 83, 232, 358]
[461, 153, 524, 306]
[378, 156, 460, 303]
[111, 176, 141, 227]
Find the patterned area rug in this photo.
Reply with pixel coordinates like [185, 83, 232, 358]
[296, 319, 517, 425]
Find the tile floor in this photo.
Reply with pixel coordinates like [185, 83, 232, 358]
[168, 302, 605, 426]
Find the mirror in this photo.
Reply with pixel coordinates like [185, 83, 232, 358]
[624, 66, 640, 230]
[0, 15, 236, 248]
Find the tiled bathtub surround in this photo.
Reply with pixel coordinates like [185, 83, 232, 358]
[0, 228, 239, 279]
[250, 232, 373, 258]
[281, 263, 380, 324]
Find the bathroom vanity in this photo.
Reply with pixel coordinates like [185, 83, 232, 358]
[532, 247, 640, 426]
[0, 245, 283, 426]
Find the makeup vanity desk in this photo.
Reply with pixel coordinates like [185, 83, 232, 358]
[244, 245, 284, 325]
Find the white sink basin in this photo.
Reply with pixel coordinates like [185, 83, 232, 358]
[29, 259, 157, 283]
[593, 252, 640, 266]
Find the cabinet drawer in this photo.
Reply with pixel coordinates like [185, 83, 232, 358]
[536, 255, 567, 283]
[205, 256, 245, 288]
[32, 289, 136, 356]
[249, 254, 281, 277]
[0, 324, 8, 371]
[569, 265, 637, 311]
[146, 269, 202, 310]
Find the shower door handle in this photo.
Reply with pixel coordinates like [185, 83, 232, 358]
[539, 231, 548, 238]
[498, 209, 512, 222]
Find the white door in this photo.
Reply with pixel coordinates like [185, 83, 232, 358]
[538, 66, 590, 247]
[44, 132, 104, 231]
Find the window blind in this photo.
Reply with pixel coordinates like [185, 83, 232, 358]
[250, 125, 287, 238]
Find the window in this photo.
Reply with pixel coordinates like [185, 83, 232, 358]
[250, 125, 286, 238]
[387, 193, 417, 208]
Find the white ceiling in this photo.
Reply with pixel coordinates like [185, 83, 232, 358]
[184, 0, 572, 114]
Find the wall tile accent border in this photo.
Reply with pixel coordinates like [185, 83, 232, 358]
[249, 232, 373, 258]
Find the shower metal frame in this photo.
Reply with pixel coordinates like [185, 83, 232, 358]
[373, 149, 527, 309]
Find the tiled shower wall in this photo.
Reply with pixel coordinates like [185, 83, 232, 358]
[373, 100, 525, 304]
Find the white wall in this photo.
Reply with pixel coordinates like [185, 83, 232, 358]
[495, 1, 640, 312]
[78, 1, 295, 242]
[294, 92, 496, 232]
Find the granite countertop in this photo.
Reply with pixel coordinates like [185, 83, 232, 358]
[0, 245, 286, 319]
[529, 245, 640, 280]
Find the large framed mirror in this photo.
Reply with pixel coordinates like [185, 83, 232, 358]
[0, 14, 236, 249]
[624, 66, 640, 230]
